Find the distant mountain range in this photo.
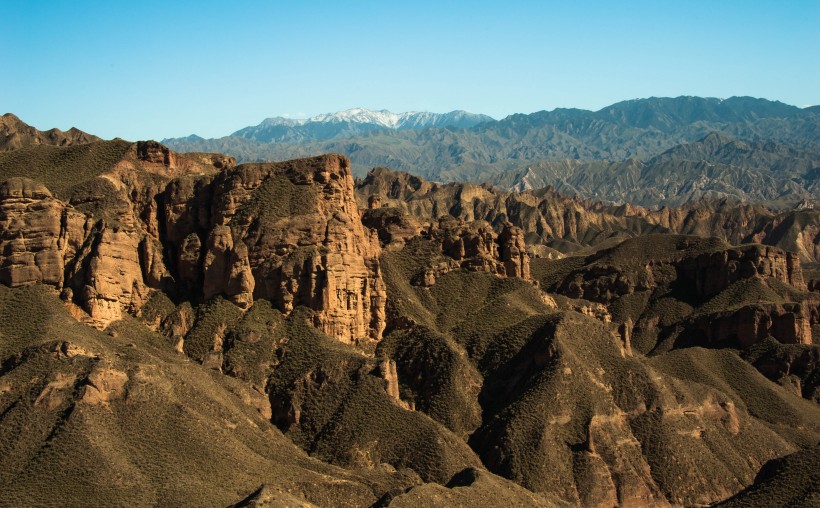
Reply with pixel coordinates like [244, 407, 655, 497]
[207, 108, 494, 144]
[162, 97, 820, 206]
[490, 131, 820, 206]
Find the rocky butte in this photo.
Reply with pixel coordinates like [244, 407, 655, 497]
[0, 139, 386, 345]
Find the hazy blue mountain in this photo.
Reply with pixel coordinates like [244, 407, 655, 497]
[491, 132, 820, 206]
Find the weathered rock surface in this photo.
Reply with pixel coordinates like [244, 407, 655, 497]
[0, 139, 231, 328]
[0, 177, 86, 288]
[498, 222, 530, 279]
[203, 155, 387, 344]
[158, 154, 389, 344]
[556, 241, 807, 306]
[742, 338, 820, 404]
[677, 244, 806, 297]
[356, 167, 653, 256]
[66, 225, 150, 326]
[1, 141, 386, 343]
[360, 205, 422, 249]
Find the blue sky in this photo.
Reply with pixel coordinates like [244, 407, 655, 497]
[3, 1, 819, 140]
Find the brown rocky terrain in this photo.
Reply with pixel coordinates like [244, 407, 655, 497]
[372, 248, 820, 506]
[1, 116, 819, 507]
[356, 167, 820, 264]
[533, 235, 820, 405]
[0, 128, 384, 344]
[162, 153, 387, 345]
[0, 285, 424, 507]
[0, 139, 227, 328]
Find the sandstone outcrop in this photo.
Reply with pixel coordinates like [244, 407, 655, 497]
[65, 225, 150, 326]
[201, 225, 255, 309]
[201, 155, 387, 344]
[356, 167, 644, 255]
[377, 358, 413, 410]
[180, 151, 237, 170]
[81, 363, 129, 406]
[0, 141, 224, 328]
[1, 140, 387, 344]
[360, 205, 422, 249]
[555, 238, 807, 305]
[0, 178, 85, 288]
[541, 235, 819, 353]
[743, 339, 820, 403]
[497, 223, 530, 279]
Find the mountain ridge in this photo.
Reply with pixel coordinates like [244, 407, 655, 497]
[1, 113, 102, 152]
[229, 108, 495, 143]
[491, 131, 820, 206]
[162, 96, 820, 207]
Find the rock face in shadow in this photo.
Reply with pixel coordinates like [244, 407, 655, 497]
[538, 235, 819, 350]
[676, 244, 806, 297]
[684, 302, 815, 348]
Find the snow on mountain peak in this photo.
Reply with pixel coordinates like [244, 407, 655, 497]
[264, 108, 492, 129]
[233, 108, 495, 142]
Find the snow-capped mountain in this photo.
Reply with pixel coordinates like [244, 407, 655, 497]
[231, 108, 494, 143]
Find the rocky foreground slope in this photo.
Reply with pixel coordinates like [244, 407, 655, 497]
[0, 117, 818, 507]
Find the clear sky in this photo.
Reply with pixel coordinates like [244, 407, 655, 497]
[3, 0, 819, 140]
